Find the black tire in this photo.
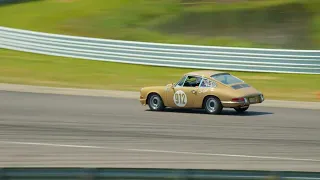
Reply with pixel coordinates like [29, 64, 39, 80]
[234, 106, 249, 113]
[203, 96, 223, 114]
[147, 93, 165, 111]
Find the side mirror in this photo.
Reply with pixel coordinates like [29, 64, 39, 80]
[167, 83, 175, 89]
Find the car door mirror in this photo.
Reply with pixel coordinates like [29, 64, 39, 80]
[167, 83, 175, 89]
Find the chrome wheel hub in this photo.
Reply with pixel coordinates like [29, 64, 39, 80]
[206, 98, 217, 112]
[150, 96, 160, 109]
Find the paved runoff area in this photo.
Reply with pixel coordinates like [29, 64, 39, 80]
[0, 85, 320, 171]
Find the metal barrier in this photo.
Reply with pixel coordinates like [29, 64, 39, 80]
[0, 168, 320, 180]
[0, 26, 320, 74]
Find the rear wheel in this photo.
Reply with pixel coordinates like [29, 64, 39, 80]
[148, 93, 165, 111]
[203, 96, 223, 115]
[234, 106, 249, 113]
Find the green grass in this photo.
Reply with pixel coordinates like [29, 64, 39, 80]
[1, 49, 319, 102]
[0, 0, 319, 49]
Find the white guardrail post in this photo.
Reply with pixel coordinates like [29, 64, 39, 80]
[0, 26, 319, 74]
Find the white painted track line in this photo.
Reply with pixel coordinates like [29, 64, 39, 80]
[0, 140, 319, 163]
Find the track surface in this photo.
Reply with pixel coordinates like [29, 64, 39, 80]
[0, 91, 320, 171]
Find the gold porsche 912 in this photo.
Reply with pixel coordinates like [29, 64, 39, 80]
[139, 70, 264, 114]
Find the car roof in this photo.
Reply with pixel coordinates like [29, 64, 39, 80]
[184, 70, 227, 78]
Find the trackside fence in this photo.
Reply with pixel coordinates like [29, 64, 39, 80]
[0, 26, 320, 74]
[0, 168, 320, 180]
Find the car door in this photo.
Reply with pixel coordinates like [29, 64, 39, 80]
[166, 75, 202, 108]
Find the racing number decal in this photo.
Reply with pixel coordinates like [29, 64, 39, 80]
[173, 90, 187, 107]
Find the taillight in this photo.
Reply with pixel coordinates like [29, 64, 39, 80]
[232, 97, 245, 102]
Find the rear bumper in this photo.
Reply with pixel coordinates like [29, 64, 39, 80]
[222, 101, 251, 108]
[222, 94, 264, 108]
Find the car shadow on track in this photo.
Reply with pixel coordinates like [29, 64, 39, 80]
[146, 108, 273, 116]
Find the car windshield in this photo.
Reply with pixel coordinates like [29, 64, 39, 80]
[211, 73, 243, 85]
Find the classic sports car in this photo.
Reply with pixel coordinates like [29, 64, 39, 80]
[139, 70, 264, 114]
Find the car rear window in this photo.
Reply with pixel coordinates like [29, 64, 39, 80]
[211, 73, 243, 85]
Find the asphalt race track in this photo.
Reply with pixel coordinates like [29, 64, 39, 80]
[0, 91, 320, 171]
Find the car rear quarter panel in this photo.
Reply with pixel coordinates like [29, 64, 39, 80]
[193, 82, 261, 108]
[193, 86, 233, 107]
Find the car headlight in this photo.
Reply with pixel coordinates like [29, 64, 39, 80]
[260, 94, 264, 101]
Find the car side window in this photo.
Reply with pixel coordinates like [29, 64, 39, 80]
[200, 78, 216, 88]
[175, 76, 187, 87]
[183, 76, 202, 87]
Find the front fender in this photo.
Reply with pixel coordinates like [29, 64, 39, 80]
[140, 86, 167, 105]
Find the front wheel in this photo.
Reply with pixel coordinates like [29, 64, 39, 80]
[148, 93, 165, 111]
[203, 96, 223, 115]
[234, 106, 249, 113]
